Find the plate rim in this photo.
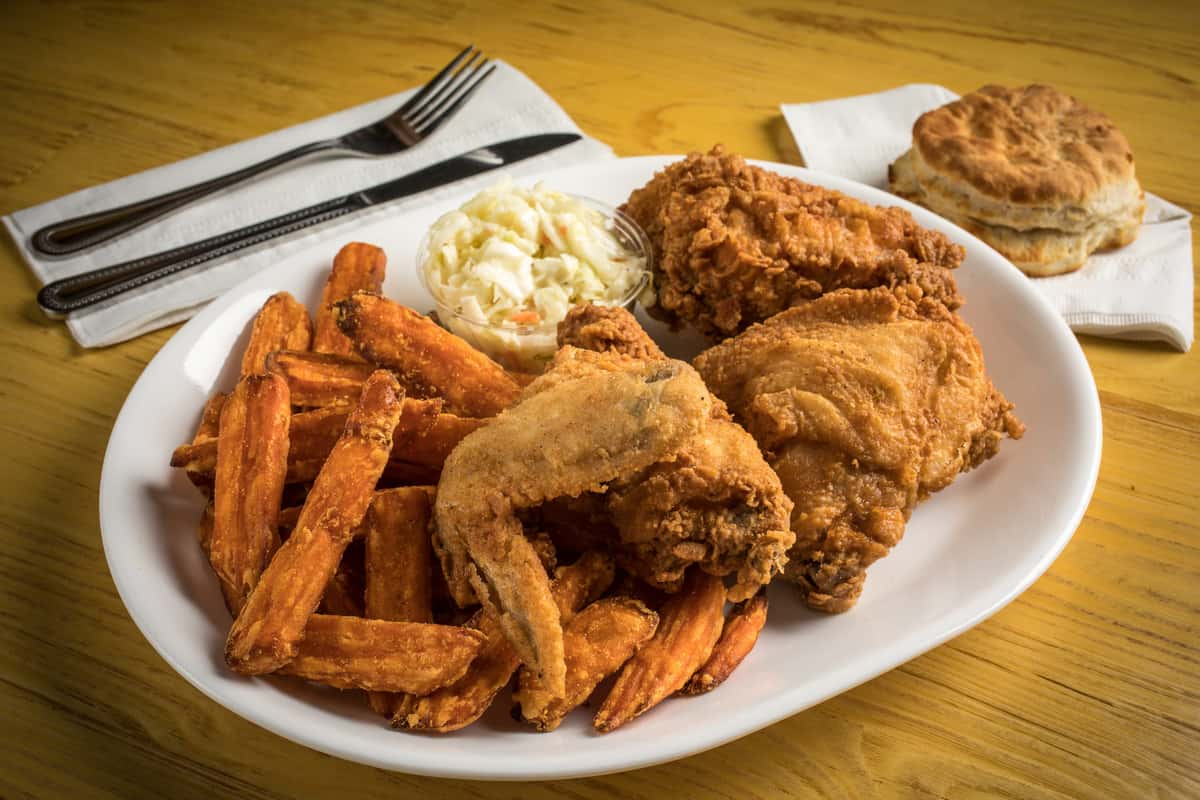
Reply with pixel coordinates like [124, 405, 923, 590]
[98, 154, 1102, 780]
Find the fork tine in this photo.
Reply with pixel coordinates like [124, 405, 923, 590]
[410, 63, 495, 135]
[404, 50, 484, 126]
[396, 44, 477, 117]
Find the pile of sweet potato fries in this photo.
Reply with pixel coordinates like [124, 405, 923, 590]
[169, 242, 768, 734]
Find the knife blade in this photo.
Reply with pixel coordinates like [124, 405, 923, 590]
[360, 132, 580, 206]
[36, 132, 583, 317]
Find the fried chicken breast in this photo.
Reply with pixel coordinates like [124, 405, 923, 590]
[621, 145, 966, 339]
[694, 287, 1023, 612]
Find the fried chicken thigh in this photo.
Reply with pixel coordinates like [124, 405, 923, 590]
[621, 145, 966, 339]
[694, 287, 1023, 612]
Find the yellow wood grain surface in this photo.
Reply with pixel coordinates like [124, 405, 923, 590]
[1, 1, 1197, 797]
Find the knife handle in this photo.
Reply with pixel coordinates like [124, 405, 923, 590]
[29, 141, 337, 257]
[35, 193, 367, 317]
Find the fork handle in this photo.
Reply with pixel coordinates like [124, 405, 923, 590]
[35, 192, 368, 317]
[29, 140, 339, 257]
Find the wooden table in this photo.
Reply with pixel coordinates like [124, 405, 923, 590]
[2, 2, 1196, 797]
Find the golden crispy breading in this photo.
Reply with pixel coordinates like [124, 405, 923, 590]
[209, 373, 291, 615]
[393, 551, 614, 733]
[225, 371, 404, 674]
[620, 145, 964, 339]
[694, 287, 1023, 612]
[681, 590, 768, 695]
[313, 242, 386, 358]
[557, 303, 665, 361]
[593, 569, 725, 733]
[515, 597, 658, 732]
[277, 614, 484, 694]
[433, 354, 714, 697]
[265, 350, 378, 407]
[333, 291, 520, 418]
[557, 307, 795, 601]
[240, 291, 313, 376]
[605, 418, 794, 601]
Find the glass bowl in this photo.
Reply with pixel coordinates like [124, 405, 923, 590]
[417, 195, 653, 373]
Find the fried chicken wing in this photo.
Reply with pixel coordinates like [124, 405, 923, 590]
[434, 311, 794, 696]
[694, 287, 1023, 612]
[621, 145, 965, 339]
[433, 352, 715, 696]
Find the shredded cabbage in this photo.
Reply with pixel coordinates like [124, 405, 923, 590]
[422, 179, 647, 331]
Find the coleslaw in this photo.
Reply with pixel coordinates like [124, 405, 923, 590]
[419, 179, 651, 371]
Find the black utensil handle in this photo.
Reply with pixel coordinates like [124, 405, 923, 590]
[36, 193, 367, 317]
[29, 141, 334, 257]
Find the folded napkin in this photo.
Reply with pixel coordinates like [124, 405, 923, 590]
[2, 61, 614, 348]
[781, 85, 1194, 351]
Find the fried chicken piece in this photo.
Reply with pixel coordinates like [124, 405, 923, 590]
[557, 305, 794, 598]
[621, 145, 965, 339]
[694, 287, 1023, 612]
[433, 352, 716, 696]
[556, 303, 665, 360]
[433, 332, 793, 697]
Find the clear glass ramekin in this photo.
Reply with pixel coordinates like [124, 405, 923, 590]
[417, 196, 653, 373]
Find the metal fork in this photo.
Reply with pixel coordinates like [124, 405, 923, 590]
[31, 45, 495, 257]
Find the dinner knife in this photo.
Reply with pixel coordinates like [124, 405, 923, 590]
[35, 132, 582, 317]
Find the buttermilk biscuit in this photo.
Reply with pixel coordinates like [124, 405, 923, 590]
[889, 84, 1144, 276]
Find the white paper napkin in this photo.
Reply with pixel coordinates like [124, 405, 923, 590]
[781, 85, 1194, 351]
[2, 61, 614, 348]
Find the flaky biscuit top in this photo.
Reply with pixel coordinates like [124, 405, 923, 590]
[913, 84, 1137, 206]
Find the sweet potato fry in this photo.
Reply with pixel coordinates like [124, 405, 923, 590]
[320, 538, 365, 617]
[278, 504, 302, 535]
[332, 292, 520, 418]
[364, 487, 435, 623]
[400, 409, 485, 468]
[277, 614, 484, 694]
[197, 501, 214, 555]
[225, 371, 404, 674]
[320, 572, 364, 616]
[379, 461, 443, 487]
[547, 550, 615, 622]
[313, 242, 386, 358]
[194, 392, 227, 441]
[265, 350, 377, 407]
[209, 373, 291, 615]
[393, 551, 614, 733]
[516, 597, 658, 732]
[181, 392, 227, 495]
[241, 291, 312, 376]
[593, 569, 725, 733]
[364, 487, 435, 716]
[681, 590, 768, 695]
[171, 398, 464, 484]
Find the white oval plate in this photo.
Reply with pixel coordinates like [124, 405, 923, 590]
[99, 157, 1101, 780]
